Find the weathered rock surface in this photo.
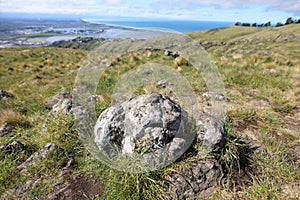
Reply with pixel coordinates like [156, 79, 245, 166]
[156, 79, 172, 89]
[52, 98, 72, 114]
[17, 143, 57, 171]
[0, 141, 25, 154]
[164, 49, 179, 58]
[0, 89, 15, 100]
[94, 93, 193, 170]
[43, 92, 73, 131]
[45, 92, 72, 109]
[196, 111, 226, 151]
[0, 124, 16, 136]
[202, 91, 228, 101]
[165, 159, 223, 199]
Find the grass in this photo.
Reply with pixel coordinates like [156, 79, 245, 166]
[0, 109, 23, 126]
[1, 24, 300, 199]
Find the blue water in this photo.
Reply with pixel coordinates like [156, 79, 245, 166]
[84, 19, 234, 33]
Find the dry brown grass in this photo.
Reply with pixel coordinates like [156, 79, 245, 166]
[0, 109, 23, 126]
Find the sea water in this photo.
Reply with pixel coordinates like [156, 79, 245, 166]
[84, 19, 233, 33]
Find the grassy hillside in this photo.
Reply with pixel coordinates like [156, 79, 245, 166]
[0, 24, 299, 199]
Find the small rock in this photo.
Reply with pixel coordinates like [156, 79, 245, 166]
[62, 157, 76, 170]
[262, 68, 276, 74]
[0, 141, 24, 154]
[174, 56, 187, 66]
[156, 80, 172, 89]
[196, 111, 226, 151]
[220, 56, 228, 61]
[52, 98, 72, 114]
[249, 100, 270, 108]
[106, 62, 113, 67]
[17, 143, 57, 171]
[164, 50, 179, 58]
[0, 89, 15, 100]
[240, 134, 264, 153]
[45, 92, 72, 109]
[43, 94, 73, 131]
[0, 124, 16, 136]
[202, 92, 228, 101]
[87, 94, 104, 103]
[164, 49, 172, 56]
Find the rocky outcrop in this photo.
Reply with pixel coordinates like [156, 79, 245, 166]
[0, 89, 15, 100]
[45, 92, 72, 109]
[49, 37, 107, 50]
[200, 33, 300, 49]
[196, 111, 226, 151]
[17, 143, 57, 171]
[94, 93, 193, 170]
[164, 49, 179, 58]
[0, 124, 16, 136]
[94, 92, 227, 178]
[43, 92, 73, 131]
[0, 141, 25, 154]
[165, 159, 223, 199]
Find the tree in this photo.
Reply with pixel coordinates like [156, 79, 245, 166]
[242, 23, 251, 27]
[275, 22, 283, 27]
[235, 22, 241, 26]
[264, 21, 271, 27]
[285, 17, 294, 25]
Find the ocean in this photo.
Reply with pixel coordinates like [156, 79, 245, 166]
[84, 19, 234, 33]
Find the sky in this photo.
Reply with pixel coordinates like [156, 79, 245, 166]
[0, 0, 299, 22]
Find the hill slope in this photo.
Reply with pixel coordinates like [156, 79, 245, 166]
[0, 24, 300, 199]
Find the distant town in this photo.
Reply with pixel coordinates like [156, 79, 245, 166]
[0, 18, 135, 48]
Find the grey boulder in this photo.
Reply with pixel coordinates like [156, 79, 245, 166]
[196, 111, 226, 151]
[94, 93, 194, 171]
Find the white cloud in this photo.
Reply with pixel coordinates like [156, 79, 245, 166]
[180, 0, 300, 15]
[102, 0, 123, 5]
[0, 0, 299, 19]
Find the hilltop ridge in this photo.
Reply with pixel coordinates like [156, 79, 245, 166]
[0, 24, 300, 199]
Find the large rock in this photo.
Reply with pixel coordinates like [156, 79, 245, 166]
[94, 93, 194, 171]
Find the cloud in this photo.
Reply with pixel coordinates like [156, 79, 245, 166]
[0, 0, 299, 19]
[0, 0, 129, 15]
[180, 0, 300, 15]
[269, 1, 300, 15]
[102, 0, 123, 5]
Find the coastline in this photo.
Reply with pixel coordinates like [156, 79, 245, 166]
[83, 18, 234, 33]
[0, 18, 233, 48]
